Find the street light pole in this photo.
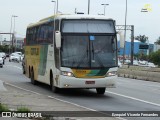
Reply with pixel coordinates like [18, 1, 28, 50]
[12, 15, 18, 52]
[101, 4, 109, 16]
[51, 1, 56, 15]
[13, 15, 18, 33]
[10, 16, 13, 53]
[123, 0, 127, 64]
[57, 0, 58, 14]
[88, 0, 90, 14]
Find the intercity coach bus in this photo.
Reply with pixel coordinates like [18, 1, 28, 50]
[24, 14, 118, 94]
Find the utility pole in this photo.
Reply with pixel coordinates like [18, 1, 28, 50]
[131, 25, 134, 65]
[88, 0, 90, 14]
[75, 8, 77, 14]
[57, 0, 58, 14]
[123, 0, 128, 64]
[51, 1, 56, 15]
[13, 15, 18, 52]
[116, 25, 134, 65]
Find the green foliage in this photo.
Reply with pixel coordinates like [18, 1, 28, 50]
[156, 36, 160, 45]
[134, 53, 148, 61]
[149, 50, 160, 66]
[139, 54, 148, 60]
[0, 45, 23, 53]
[17, 106, 30, 112]
[0, 103, 10, 112]
[135, 35, 148, 43]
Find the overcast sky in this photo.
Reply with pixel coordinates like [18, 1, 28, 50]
[0, 0, 160, 43]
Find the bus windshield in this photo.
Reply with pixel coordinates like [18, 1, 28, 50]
[61, 20, 117, 69]
[62, 20, 115, 33]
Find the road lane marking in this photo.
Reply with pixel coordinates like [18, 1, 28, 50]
[117, 81, 160, 88]
[48, 96, 126, 120]
[4, 82, 98, 111]
[117, 78, 160, 88]
[5, 82, 41, 95]
[106, 91, 160, 107]
[48, 95, 96, 111]
[0, 80, 7, 91]
[3, 82, 126, 120]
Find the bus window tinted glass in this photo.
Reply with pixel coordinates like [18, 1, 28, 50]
[62, 20, 115, 33]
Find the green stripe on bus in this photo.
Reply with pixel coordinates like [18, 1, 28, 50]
[38, 45, 48, 75]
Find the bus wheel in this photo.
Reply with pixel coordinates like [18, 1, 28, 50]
[52, 85, 59, 93]
[31, 69, 36, 85]
[22, 66, 26, 74]
[96, 88, 106, 94]
[50, 75, 59, 93]
[23, 70, 26, 74]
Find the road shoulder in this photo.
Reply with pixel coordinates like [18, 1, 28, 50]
[0, 82, 118, 120]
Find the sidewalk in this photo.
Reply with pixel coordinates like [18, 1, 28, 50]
[0, 81, 119, 120]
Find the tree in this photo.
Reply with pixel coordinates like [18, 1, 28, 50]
[155, 36, 160, 45]
[135, 35, 148, 43]
[149, 50, 160, 67]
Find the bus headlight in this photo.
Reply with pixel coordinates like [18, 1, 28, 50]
[106, 71, 117, 77]
[61, 71, 74, 77]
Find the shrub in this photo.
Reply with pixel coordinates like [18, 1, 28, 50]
[149, 50, 160, 66]
[0, 103, 10, 112]
[17, 106, 30, 112]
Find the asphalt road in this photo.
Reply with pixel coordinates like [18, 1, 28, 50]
[0, 59, 160, 120]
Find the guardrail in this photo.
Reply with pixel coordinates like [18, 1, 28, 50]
[117, 65, 160, 82]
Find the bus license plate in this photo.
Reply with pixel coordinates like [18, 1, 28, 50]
[85, 81, 95, 84]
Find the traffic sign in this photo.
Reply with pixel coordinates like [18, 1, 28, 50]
[139, 44, 149, 49]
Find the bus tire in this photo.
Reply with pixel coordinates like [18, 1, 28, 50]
[22, 66, 26, 74]
[51, 81, 59, 93]
[96, 88, 106, 94]
[23, 70, 26, 74]
[50, 72, 59, 93]
[31, 69, 36, 85]
[52, 85, 59, 93]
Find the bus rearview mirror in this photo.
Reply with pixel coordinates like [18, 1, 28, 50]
[55, 31, 61, 48]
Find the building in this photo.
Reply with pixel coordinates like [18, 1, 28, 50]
[16, 37, 24, 49]
[1, 40, 11, 46]
[0, 37, 24, 49]
[118, 40, 154, 56]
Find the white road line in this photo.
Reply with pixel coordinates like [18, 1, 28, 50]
[45, 96, 127, 120]
[5, 82, 41, 95]
[4, 82, 125, 120]
[106, 91, 160, 107]
[0, 80, 7, 91]
[48, 95, 96, 111]
[4, 82, 98, 111]
[117, 78, 160, 88]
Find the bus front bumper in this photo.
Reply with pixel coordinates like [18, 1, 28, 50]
[58, 75, 117, 88]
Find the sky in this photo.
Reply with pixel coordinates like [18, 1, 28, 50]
[0, 0, 160, 43]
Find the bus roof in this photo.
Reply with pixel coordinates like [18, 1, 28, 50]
[27, 14, 114, 28]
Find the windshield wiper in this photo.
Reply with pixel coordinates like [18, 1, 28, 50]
[92, 42, 104, 68]
[76, 42, 89, 68]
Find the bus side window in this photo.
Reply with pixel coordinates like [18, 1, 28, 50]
[47, 26, 54, 44]
[36, 26, 40, 44]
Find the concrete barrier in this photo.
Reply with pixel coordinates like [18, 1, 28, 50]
[147, 72, 160, 82]
[117, 65, 160, 83]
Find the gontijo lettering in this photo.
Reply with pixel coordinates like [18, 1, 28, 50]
[31, 48, 39, 55]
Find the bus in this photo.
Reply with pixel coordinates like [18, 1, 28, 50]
[24, 14, 118, 94]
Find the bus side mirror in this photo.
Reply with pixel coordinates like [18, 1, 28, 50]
[117, 31, 124, 48]
[55, 31, 61, 48]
